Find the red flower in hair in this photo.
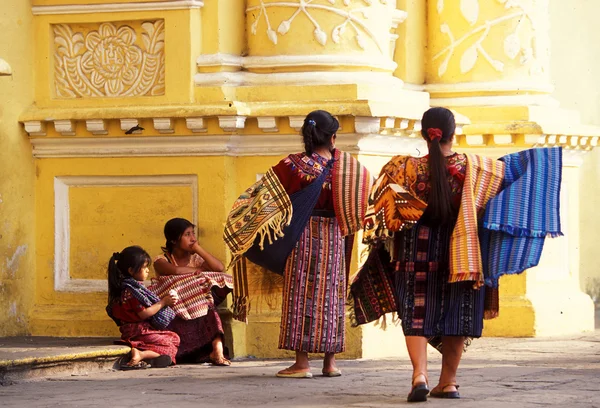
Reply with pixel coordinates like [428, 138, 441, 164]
[427, 128, 443, 141]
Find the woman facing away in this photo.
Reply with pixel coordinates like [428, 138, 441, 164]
[350, 107, 563, 402]
[106, 245, 180, 370]
[151, 218, 234, 366]
[224, 110, 373, 378]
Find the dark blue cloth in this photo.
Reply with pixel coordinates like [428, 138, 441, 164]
[244, 159, 334, 275]
[121, 277, 175, 330]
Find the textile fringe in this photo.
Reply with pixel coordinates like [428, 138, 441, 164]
[482, 222, 564, 238]
[231, 209, 291, 257]
[372, 312, 400, 331]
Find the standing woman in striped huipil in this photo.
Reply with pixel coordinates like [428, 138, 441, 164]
[224, 110, 372, 378]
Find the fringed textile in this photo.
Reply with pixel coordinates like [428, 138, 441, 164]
[332, 150, 373, 237]
[481, 147, 563, 288]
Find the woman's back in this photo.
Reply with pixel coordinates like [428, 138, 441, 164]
[409, 153, 467, 208]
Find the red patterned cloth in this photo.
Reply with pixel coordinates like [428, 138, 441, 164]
[112, 289, 180, 362]
[150, 253, 233, 320]
[119, 322, 180, 362]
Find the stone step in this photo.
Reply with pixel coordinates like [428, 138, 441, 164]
[0, 336, 129, 385]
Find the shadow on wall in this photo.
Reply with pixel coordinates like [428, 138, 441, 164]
[584, 277, 600, 329]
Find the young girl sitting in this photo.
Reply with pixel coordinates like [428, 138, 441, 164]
[106, 245, 180, 369]
[151, 218, 233, 366]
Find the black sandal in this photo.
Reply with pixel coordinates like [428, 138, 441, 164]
[407, 373, 429, 403]
[118, 356, 149, 371]
[147, 355, 172, 368]
[430, 383, 460, 399]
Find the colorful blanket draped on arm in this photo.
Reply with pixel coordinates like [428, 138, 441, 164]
[351, 148, 563, 326]
[224, 151, 372, 322]
[480, 147, 563, 288]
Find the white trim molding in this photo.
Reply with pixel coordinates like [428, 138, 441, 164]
[32, 0, 204, 15]
[54, 175, 198, 292]
[30, 133, 372, 158]
[194, 71, 404, 87]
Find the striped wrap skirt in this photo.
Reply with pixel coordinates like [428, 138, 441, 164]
[278, 215, 346, 354]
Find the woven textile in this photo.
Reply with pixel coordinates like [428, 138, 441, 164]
[150, 253, 233, 320]
[362, 154, 504, 288]
[224, 168, 292, 257]
[226, 150, 371, 323]
[449, 154, 505, 286]
[121, 277, 175, 330]
[278, 216, 346, 353]
[395, 222, 485, 342]
[332, 150, 373, 237]
[481, 147, 563, 287]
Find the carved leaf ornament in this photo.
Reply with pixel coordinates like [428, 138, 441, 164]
[54, 21, 165, 98]
[247, 0, 391, 54]
[434, 0, 544, 77]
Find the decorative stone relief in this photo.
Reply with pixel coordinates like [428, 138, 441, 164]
[433, 0, 549, 78]
[53, 21, 165, 98]
[247, 0, 401, 54]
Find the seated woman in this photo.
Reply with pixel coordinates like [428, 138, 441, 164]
[150, 218, 233, 366]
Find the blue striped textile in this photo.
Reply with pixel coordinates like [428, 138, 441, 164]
[481, 147, 563, 287]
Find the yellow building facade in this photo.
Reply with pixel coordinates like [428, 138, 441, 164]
[0, 0, 597, 358]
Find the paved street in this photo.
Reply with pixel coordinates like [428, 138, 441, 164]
[1, 332, 599, 408]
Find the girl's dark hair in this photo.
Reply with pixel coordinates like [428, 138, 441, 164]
[161, 217, 195, 253]
[420, 107, 457, 225]
[301, 110, 339, 155]
[107, 246, 151, 306]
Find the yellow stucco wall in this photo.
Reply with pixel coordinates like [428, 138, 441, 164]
[1, 0, 596, 356]
[549, 1, 600, 305]
[0, 0, 36, 336]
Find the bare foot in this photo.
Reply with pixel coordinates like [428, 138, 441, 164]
[323, 353, 338, 373]
[278, 362, 310, 375]
[128, 348, 143, 366]
[209, 352, 231, 366]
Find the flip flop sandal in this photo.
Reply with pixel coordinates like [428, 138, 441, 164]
[322, 369, 342, 377]
[147, 355, 172, 368]
[119, 358, 149, 371]
[276, 370, 313, 378]
[430, 383, 460, 399]
[407, 373, 429, 403]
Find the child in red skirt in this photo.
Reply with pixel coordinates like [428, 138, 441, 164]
[106, 245, 180, 369]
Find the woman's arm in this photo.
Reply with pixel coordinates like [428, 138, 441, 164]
[153, 258, 198, 276]
[192, 243, 225, 272]
[137, 293, 177, 320]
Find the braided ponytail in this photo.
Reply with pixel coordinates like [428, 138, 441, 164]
[420, 107, 457, 225]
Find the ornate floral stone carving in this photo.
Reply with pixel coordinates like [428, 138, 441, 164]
[54, 21, 165, 98]
[432, 0, 550, 80]
[246, 0, 404, 55]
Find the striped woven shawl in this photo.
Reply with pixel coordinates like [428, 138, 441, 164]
[332, 149, 373, 237]
[481, 147, 563, 288]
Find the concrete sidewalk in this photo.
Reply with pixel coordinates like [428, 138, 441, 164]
[1, 332, 599, 408]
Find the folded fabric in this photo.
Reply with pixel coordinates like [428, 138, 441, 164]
[481, 147, 563, 287]
[121, 277, 175, 330]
